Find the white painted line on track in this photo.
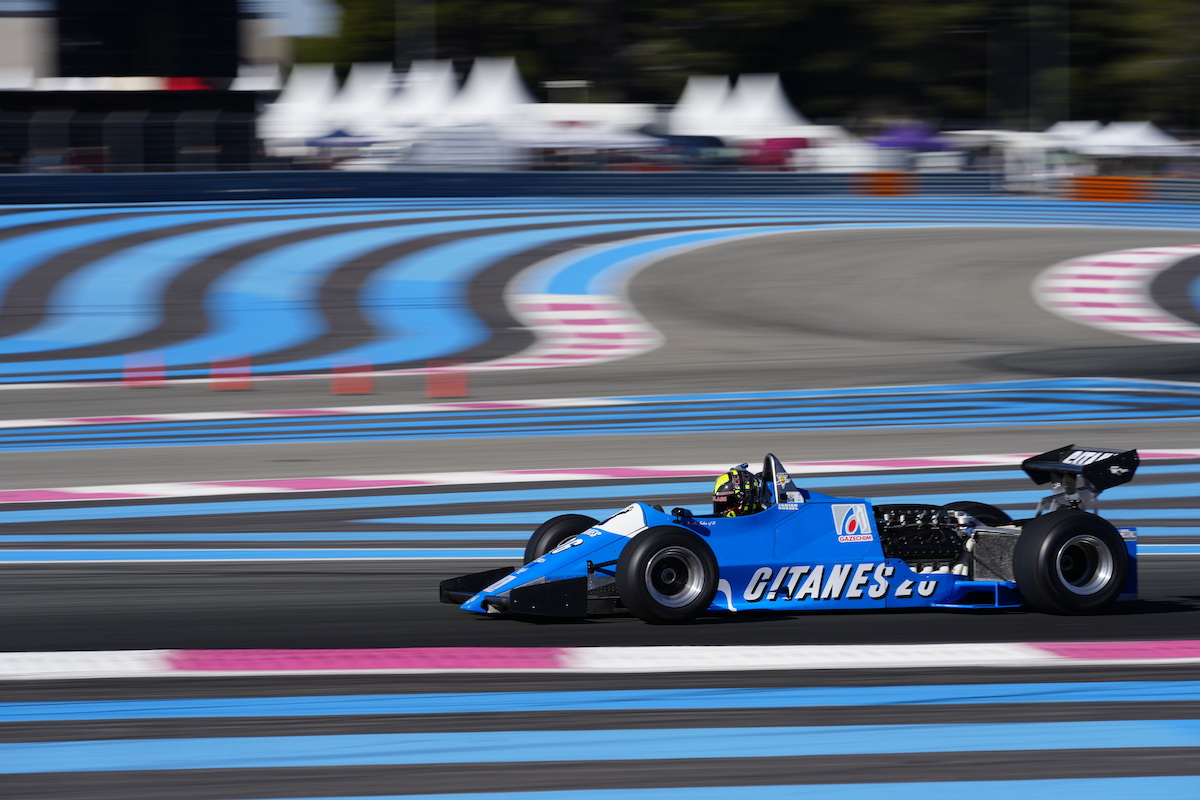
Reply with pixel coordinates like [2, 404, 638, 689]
[4, 642, 1200, 680]
[4, 375, 1200, 431]
[3, 449, 1200, 504]
[0, 397, 628, 431]
[563, 643, 1058, 672]
[0, 650, 170, 680]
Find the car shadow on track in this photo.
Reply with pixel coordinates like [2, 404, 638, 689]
[500, 599, 1196, 626]
[979, 344, 1200, 379]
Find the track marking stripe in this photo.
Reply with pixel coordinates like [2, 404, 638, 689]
[1, 642, 1198, 680]
[11, 681, 1200, 724]
[8, 680, 1200, 721]
[0, 397, 626, 431]
[1, 448, 1197, 504]
[156, 779, 1200, 800]
[5, 720, 1200, 773]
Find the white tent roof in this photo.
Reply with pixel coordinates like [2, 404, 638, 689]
[1044, 121, 1101, 143]
[1074, 121, 1190, 156]
[716, 73, 809, 139]
[258, 64, 339, 140]
[275, 63, 338, 106]
[668, 75, 731, 137]
[325, 62, 396, 136]
[386, 61, 459, 130]
[441, 57, 537, 126]
[669, 74, 810, 140]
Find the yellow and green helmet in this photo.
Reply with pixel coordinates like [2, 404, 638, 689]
[712, 465, 761, 516]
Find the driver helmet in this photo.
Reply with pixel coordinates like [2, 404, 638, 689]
[713, 464, 761, 517]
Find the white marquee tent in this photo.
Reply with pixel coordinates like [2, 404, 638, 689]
[668, 73, 838, 144]
[1044, 120, 1102, 144]
[257, 63, 339, 141]
[263, 59, 858, 164]
[668, 75, 731, 137]
[1072, 121, 1191, 157]
[712, 73, 810, 139]
[323, 62, 396, 137]
[440, 57, 537, 127]
[385, 61, 459, 131]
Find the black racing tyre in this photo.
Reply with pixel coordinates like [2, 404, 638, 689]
[942, 501, 1013, 527]
[523, 514, 598, 563]
[616, 526, 718, 624]
[1012, 509, 1128, 614]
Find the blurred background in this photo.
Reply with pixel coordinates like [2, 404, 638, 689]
[0, 0, 1195, 180]
[3, 8, 1200, 798]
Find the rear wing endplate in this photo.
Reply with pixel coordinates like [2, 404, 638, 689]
[1022, 445, 1138, 515]
[1022, 445, 1138, 493]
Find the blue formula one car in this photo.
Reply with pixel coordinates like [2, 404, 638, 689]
[440, 445, 1139, 623]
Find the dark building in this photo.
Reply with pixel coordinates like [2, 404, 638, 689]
[57, 0, 240, 80]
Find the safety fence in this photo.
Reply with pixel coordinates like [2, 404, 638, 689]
[1055, 176, 1200, 204]
[2, 170, 1199, 204]
[0, 91, 261, 174]
[1146, 178, 1200, 204]
[0, 170, 1003, 204]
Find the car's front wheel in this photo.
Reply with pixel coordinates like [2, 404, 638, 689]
[616, 526, 718, 624]
[524, 514, 598, 563]
[1013, 509, 1128, 614]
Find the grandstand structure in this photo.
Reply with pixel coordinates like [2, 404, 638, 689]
[0, 1, 286, 90]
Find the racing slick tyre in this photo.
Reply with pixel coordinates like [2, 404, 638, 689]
[1012, 509, 1128, 614]
[942, 501, 1013, 527]
[616, 526, 718, 624]
[524, 514, 599, 563]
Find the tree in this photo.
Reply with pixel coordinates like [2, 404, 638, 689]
[293, 0, 1200, 130]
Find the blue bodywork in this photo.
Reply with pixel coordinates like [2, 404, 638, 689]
[443, 450, 1139, 619]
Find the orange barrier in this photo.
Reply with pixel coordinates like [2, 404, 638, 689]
[1067, 176, 1150, 203]
[123, 353, 165, 387]
[332, 363, 374, 395]
[211, 356, 252, 391]
[426, 360, 469, 399]
[856, 171, 915, 197]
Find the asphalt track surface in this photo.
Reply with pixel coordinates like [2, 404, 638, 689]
[3, 209, 1200, 798]
[12, 225, 1200, 487]
[4, 558, 1197, 651]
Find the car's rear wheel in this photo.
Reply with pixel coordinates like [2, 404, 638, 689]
[1013, 509, 1128, 614]
[524, 514, 598, 563]
[616, 526, 718, 624]
[942, 500, 1013, 527]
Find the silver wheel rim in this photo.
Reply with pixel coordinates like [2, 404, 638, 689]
[644, 545, 706, 608]
[1055, 534, 1114, 595]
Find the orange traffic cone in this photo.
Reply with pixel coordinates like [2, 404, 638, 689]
[211, 356, 252, 391]
[332, 362, 374, 395]
[425, 360, 468, 398]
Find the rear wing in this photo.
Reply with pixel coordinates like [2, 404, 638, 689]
[1022, 444, 1138, 514]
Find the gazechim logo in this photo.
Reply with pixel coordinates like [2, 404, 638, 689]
[832, 503, 874, 543]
